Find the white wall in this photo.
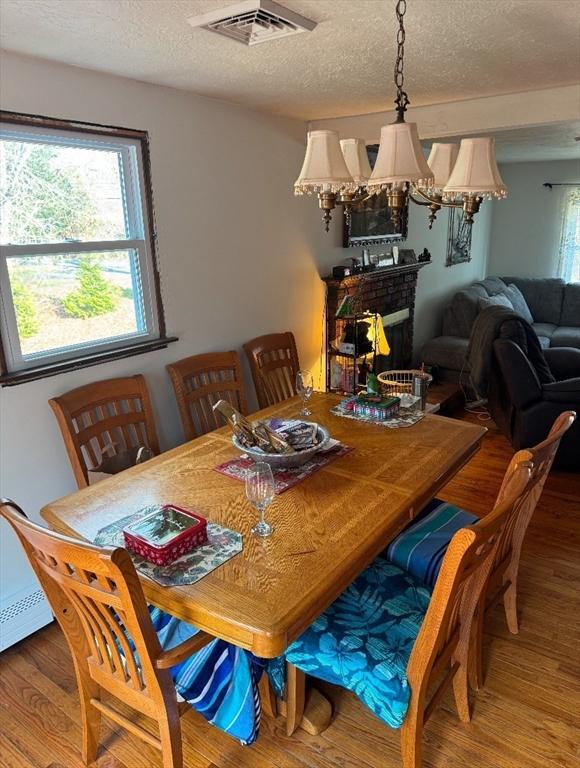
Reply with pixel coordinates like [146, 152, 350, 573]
[487, 159, 580, 278]
[0, 51, 339, 619]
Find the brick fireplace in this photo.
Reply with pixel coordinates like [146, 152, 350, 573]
[323, 261, 430, 389]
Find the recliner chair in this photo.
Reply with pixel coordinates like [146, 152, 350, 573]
[488, 339, 580, 469]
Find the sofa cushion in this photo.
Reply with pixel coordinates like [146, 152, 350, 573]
[561, 283, 580, 327]
[444, 285, 489, 338]
[421, 336, 469, 372]
[504, 283, 534, 323]
[479, 294, 514, 312]
[503, 277, 565, 325]
[531, 323, 557, 350]
[536, 336, 551, 350]
[551, 327, 580, 349]
[475, 276, 508, 296]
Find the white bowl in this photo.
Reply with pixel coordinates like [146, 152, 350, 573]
[232, 422, 331, 468]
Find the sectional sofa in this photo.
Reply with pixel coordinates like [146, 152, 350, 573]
[422, 276, 580, 382]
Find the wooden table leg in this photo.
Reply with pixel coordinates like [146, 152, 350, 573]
[259, 675, 277, 718]
[278, 683, 333, 736]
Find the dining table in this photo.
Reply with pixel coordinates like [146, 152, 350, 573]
[41, 392, 487, 731]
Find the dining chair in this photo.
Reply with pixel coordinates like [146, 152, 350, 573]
[0, 499, 214, 768]
[49, 374, 160, 489]
[385, 410, 576, 685]
[243, 331, 300, 409]
[166, 351, 248, 441]
[284, 457, 533, 768]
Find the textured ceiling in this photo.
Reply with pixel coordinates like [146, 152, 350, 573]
[426, 122, 580, 163]
[1, 0, 579, 120]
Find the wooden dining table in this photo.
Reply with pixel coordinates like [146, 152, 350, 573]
[42, 392, 486, 663]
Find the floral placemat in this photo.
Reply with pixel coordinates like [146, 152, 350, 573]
[214, 441, 352, 494]
[94, 506, 242, 587]
[331, 397, 425, 429]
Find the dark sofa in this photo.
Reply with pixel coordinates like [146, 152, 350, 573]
[422, 276, 580, 381]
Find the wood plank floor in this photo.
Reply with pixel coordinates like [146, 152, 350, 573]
[1, 413, 579, 768]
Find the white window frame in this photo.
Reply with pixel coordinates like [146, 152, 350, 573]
[0, 119, 164, 376]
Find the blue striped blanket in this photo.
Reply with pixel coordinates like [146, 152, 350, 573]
[149, 607, 265, 745]
[385, 498, 477, 587]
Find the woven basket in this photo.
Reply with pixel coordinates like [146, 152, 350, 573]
[377, 369, 433, 397]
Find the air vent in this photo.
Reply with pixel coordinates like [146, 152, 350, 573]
[187, 0, 317, 46]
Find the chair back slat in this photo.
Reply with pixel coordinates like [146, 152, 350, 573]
[492, 410, 575, 575]
[0, 500, 168, 705]
[406, 461, 533, 704]
[167, 351, 248, 441]
[243, 332, 300, 409]
[50, 375, 160, 489]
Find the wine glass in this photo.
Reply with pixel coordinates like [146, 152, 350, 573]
[245, 462, 275, 538]
[296, 370, 314, 417]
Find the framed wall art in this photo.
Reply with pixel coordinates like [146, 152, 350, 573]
[446, 208, 472, 266]
[343, 144, 409, 247]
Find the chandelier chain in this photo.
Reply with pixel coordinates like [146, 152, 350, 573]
[394, 0, 409, 121]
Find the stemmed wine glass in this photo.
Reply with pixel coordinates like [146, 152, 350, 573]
[245, 462, 276, 538]
[296, 370, 314, 417]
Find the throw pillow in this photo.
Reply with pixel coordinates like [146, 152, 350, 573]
[504, 283, 534, 323]
[478, 293, 514, 312]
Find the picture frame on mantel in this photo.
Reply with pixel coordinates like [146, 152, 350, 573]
[343, 144, 409, 248]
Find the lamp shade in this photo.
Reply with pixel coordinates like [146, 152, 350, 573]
[367, 122, 433, 189]
[294, 130, 356, 195]
[424, 142, 459, 191]
[444, 137, 507, 199]
[340, 138, 372, 185]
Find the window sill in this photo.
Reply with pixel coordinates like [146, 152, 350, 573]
[0, 336, 179, 387]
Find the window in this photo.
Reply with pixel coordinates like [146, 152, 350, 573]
[557, 189, 580, 283]
[0, 112, 173, 384]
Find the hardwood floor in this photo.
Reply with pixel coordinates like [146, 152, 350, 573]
[1, 413, 579, 768]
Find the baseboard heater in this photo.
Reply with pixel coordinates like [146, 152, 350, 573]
[0, 586, 53, 651]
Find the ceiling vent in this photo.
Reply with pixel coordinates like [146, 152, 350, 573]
[187, 0, 317, 47]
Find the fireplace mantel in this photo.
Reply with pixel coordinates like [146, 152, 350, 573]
[322, 260, 431, 289]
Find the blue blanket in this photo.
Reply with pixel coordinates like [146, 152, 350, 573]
[150, 607, 265, 745]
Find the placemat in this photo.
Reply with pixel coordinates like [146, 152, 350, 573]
[214, 441, 352, 494]
[94, 506, 243, 587]
[331, 397, 425, 429]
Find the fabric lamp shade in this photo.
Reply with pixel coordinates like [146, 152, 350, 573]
[294, 130, 356, 195]
[443, 137, 507, 199]
[340, 138, 372, 185]
[425, 143, 459, 191]
[367, 122, 433, 189]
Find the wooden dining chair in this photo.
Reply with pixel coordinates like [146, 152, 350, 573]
[166, 351, 248, 441]
[469, 409, 576, 683]
[243, 332, 300, 409]
[49, 375, 160, 489]
[0, 499, 213, 768]
[385, 411, 576, 686]
[285, 458, 533, 768]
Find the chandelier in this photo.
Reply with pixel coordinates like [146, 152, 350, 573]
[294, 0, 507, 232]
